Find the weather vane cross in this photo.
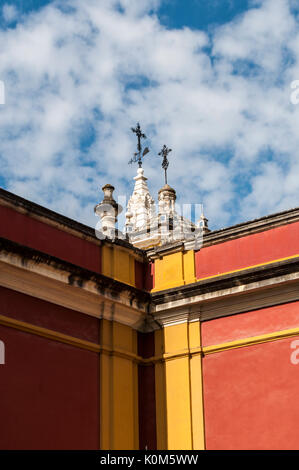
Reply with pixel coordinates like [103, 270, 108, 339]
[128, 122, 149, 168]
[158, 144, 172, 185]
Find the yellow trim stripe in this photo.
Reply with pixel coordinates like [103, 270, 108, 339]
[2, 314, 299, 360]
[203, 326, 299, 355]
[196, 253, 299, 283]
[0, 314, 140, 361]
[0, 314, 100, 352]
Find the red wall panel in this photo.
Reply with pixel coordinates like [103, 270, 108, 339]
[144, 262, 154, 291]
[196, 222, 299, 280]
[0, 286, 100, 344]
[138, 364, 157, 450]
[202, 301, 299, 347]
[0, 324, 99, 449]
[203, 337, 299, 449]
[137, 332, 156, 450]
[135, 260, 145, 290]
[0, 205, 101, 273]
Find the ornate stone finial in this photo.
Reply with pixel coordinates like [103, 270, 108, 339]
[196, 206, 210, 234]
[158, 145, 172, 185]
[94, 184, 122, 238]
[128, 123, 150, 168]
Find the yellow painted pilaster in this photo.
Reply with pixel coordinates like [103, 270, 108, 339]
[102, 245, 135, 287]
[99, 319, 139, 450]
[102, 245, 114, 279]
[152, 250, 196, 291]
[182, 250, 196, 285]
[154, 320, 205, 450]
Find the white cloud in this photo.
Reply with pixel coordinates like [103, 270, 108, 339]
[0, 0, 299, 231]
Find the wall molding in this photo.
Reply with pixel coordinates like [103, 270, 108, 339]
[0, 248, 148, 331]
[151, 260, 299, 323]
[203, 327, 299, 355]
[0, 313, 100, 353]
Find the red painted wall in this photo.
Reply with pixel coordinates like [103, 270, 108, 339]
[202, 301, 299, 347]
[138, 364, 156, 450]
[203, 336, 299, 449]
[0, 205, 101, 273]
[0, 324, 99, 449]
[144, 262, 154, 291]
[135, 260, 145, 290]
[196, 221, 299, 280]
[138, 332, 156, 450]
[0, 286, 100, 344]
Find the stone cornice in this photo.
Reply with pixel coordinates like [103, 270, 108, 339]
[0, 237, 150, 330]
[150, 257, 299, 326]
[0, 238, 299, 331]
[1, 235, 299, 330]
[151, 279, 299, 327]
[0, 237, 150, 304]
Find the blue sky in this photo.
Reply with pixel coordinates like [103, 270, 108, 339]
[0, 0, 251, 28]
[159, 0, 250, 31]
[0, 0, 299, 231]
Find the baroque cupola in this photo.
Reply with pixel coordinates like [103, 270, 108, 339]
[95, 123, 210, 249]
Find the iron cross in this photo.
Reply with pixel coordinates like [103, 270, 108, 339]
[158, 145, 172, 185]
[129, 123, 149, 168]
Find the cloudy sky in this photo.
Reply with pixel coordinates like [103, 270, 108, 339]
[0, 0, 299, 231]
